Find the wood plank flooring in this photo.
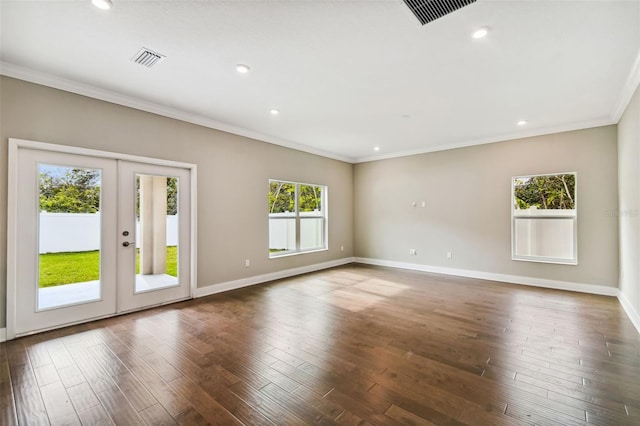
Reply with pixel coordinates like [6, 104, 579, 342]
[2, 264, 640, 425]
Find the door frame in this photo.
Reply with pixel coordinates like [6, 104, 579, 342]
[6, 138, 198, 340]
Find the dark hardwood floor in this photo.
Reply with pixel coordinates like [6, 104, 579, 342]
[2, 264, 640, 425]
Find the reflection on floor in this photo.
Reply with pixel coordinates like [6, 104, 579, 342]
[38, 274, 178, 310]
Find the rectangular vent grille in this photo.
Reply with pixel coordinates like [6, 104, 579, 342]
[131, 47, 166, 68]
[403, 0, 477, 25]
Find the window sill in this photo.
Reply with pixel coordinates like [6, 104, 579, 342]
[512, 255, 578, 266]
[269, 247, 328, 259]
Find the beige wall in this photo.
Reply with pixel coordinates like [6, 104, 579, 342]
[618, 84, 640, 318]
[354, 126, 619, 288]
[0, 76, 354, 329]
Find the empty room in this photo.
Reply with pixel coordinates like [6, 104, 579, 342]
[1, 0, 640, 425]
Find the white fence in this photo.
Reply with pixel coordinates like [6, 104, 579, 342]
[39, 212, 178, 254]
[40, 212, 323, 254]
[513, 208, 575, 260]
[268, 217, 324, 251]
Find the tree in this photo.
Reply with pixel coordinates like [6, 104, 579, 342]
[299, 185, 321, 212]
[166, 177, 178, 215]
[40, 168, 101, 213]
[268, 182, 322, 213]
[514, 174, 575, 210]
[269, 182, 295, 213]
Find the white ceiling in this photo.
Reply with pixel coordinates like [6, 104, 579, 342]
[1, 0, 639, 163]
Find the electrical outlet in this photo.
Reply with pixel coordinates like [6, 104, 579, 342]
[340, 245, 344, 251]
[245, 259, 250, 267]
[421, 201, 426, 207]
[409, 249, 417, 255]
[447, 251, 452, 260]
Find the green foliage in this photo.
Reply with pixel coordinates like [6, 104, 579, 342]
[514, 174, 575, 210]
[269, 182, 295, 213]
[39, 246, 178, 288]
[299, 185, 322, 212]
[40, 168, 101, 213]
[166, 177, 178, 215]
[40, 168, 178, 216]
[268, 182, 322, 213]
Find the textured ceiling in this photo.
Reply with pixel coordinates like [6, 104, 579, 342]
[1, 0, 639, 162]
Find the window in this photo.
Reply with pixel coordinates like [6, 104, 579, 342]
[269, 180, 327, 257]
[512, 173, 577, 264]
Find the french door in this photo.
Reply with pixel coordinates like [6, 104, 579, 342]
[8, 141, 193, 338]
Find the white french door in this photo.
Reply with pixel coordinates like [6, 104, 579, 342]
[117, 161, 191, 312]
[8, 141, 194, 338]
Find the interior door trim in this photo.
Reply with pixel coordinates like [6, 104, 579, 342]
[6, 138, 198, 340]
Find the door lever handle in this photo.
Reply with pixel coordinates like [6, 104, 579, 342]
[122, 241, 135, 247]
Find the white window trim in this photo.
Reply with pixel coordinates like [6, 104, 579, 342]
[511, 172, 578, 265]
[269, 179, 328, 258]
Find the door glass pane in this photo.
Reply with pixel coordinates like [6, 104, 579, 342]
[38, 164, 102, 310]
[135, 174, 179, 293]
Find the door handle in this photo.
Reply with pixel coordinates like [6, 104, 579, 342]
[122, 241, 135, 247]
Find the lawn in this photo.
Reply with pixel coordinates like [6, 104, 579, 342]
[39, 246, 178, 287]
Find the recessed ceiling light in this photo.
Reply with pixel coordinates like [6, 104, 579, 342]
[517, 120, 527, 126]
[270, 109, 280, 115]
[91, 0, 113, 10]
[236, 64, 250, 74]
[472, 27, 489, 39]
[373, 146, 380, 152]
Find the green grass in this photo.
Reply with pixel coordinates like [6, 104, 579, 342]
[39, 246, 178, 288]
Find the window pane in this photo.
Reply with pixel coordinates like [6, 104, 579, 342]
[512, 172, 577, 264]
[38, 164, 102, 310]
[514, 174, 575, 210]
[269, 218, 296, 252]
[301, 218, 324, 250]
[269, 182, 295, 214]
[135, 174, 179, 293]
[514, 218, 575, 260]
[299, 185, 322, 214]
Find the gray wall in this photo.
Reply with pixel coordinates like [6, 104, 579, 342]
[618, 84, 640, 318]
[354, 126, 619, 288]
[0, 76, 354, 329]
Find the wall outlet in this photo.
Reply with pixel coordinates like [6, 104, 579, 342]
[245, 259, 250, 267]
[409, 248, 417, 255]
[340, 245, 344, 252]
[421, 201, 426, 207]
[447, 251, 452, 260]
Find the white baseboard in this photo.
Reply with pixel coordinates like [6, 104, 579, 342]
[0, 328, 6, 343]
[354, 257, 619, 297]
[618, 291, 640, 335]
[195, 257, 355, 298]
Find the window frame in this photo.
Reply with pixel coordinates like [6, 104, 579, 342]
[268, 179, 327, 258]
[511, 172, 578, 265]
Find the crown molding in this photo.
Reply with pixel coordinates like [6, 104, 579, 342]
[1, 60, 630, 166]
[611, 48, 640, 122]
[0, 62, 354, 163]
[353, 116, 616, 163]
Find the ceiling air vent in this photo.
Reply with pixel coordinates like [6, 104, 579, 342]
[131, 47, 166, 68]
[403, 0, 477, 25]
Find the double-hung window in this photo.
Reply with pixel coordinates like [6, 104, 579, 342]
[269, 180, 327, 257]
[512, 173, 577, 264]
